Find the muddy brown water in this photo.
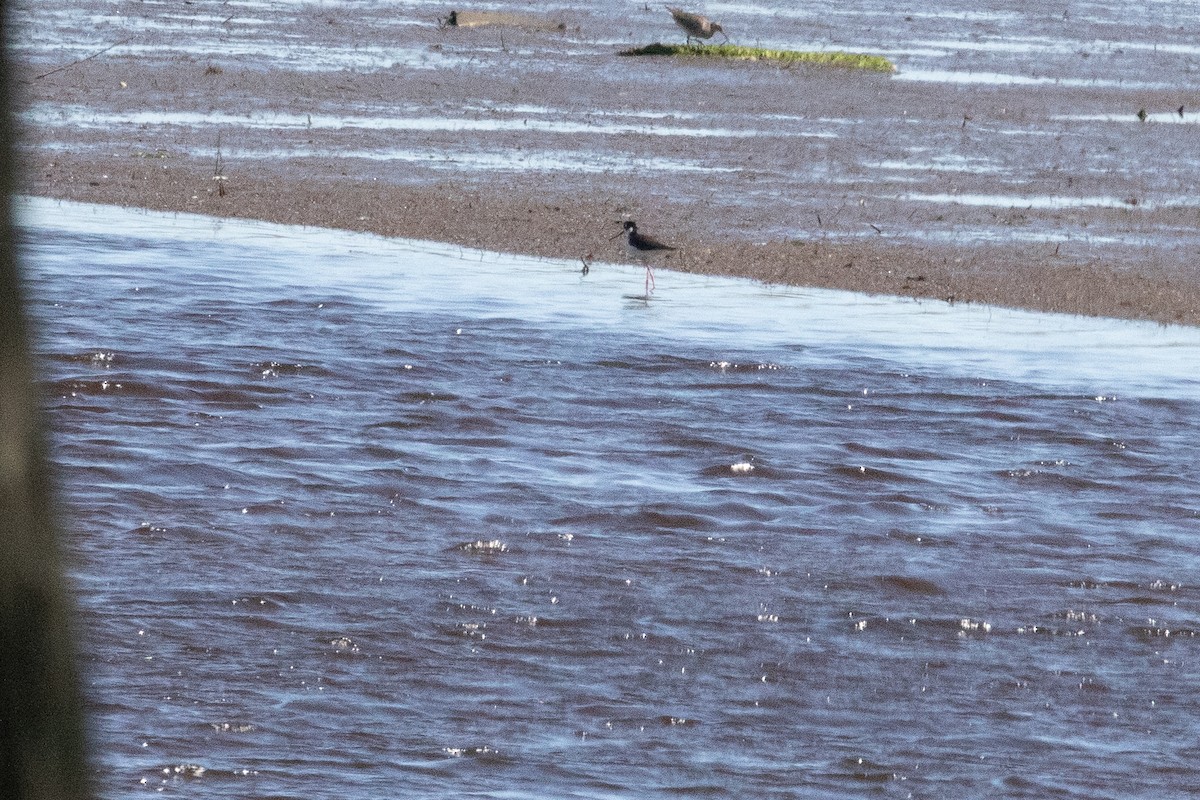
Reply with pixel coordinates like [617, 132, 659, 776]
[23, 196, 1200, 798]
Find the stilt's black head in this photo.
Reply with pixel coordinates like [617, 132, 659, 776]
[611, 220, 637, 239]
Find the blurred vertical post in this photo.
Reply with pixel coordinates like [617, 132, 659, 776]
[0, 2, 91, 798]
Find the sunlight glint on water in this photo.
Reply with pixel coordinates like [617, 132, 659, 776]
[19, 198, 1200, 799]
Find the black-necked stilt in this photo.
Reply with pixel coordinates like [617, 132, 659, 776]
[666, 6, 728, 45]
[613, 220, 675, 296]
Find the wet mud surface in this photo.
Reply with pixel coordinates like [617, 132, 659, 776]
[10, 0, 1200, 323]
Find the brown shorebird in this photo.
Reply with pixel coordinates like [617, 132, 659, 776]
[666, 6, 728, 45]
[612, 220, 675, 296]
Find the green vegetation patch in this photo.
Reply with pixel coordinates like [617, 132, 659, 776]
[619, 43, 896, 73]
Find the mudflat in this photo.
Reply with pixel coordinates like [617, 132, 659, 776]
[10, 1, 1200, 324]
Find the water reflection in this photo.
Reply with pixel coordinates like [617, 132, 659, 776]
[22, 197, 1200, 800]
[21, 104, 789, 140]
[897, 192, 1175, 210]
[893, 69, 1178, 89]
[19, 197, 1200, 399]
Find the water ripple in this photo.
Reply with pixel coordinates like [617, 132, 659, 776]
[21, 198, 1200, 799]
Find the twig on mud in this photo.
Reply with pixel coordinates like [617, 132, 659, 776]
[31, 38, 132, 81]
[212, 132, 228, 197]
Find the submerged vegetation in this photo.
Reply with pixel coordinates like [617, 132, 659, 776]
[619, 43, 896, 73]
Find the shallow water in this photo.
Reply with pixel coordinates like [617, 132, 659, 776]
[15, 0, 1200, 255]
[18, 0, 1200, 82]
[21, 198, 1200, 798]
